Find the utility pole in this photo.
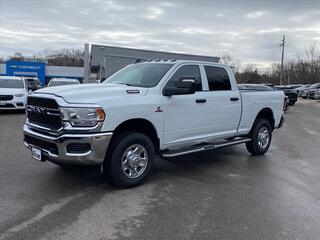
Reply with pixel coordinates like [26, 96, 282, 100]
[279, 35, 285, 85]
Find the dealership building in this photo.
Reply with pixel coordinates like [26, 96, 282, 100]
[0, 60, 84, 85]
[0, 44, 219, 85]
[90, 44, 219, 80]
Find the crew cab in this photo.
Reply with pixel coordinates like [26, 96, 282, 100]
[23, 60, 285, 188]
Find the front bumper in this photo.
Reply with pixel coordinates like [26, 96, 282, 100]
[23, 124, 112, 165]
[0, 99, 26, 109]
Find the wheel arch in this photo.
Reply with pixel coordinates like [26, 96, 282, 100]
[251, 108, 275, 131]
[108, 118, 160, 154]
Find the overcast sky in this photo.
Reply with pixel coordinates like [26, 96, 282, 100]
[1, 0, 320, 69]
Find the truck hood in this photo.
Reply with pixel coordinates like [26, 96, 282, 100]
[0, 88, 27, 95]
[35, 83, 148, 103]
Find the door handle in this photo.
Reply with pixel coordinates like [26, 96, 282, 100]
[230, 97, 239, 102]
[196, 99, 207, 103]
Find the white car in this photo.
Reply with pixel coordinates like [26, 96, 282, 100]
[23, 60, 285, 188]
[47, 78, 80, 87]
[0, 76, 29, 110]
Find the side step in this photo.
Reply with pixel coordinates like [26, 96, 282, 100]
[161, 137, 251, 158]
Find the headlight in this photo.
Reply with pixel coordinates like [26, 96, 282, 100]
[60, 107, 105, 127]
[14, 93, 26, 98]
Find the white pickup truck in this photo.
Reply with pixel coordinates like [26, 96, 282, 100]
[23, 60, 285, 188]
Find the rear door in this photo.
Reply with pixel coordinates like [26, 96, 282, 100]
[201, 65, 241, 140]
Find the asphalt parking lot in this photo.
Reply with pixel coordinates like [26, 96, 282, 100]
[0, 99, 320, 240]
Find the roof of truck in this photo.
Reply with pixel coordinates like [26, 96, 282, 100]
[134, 59, 227, 67]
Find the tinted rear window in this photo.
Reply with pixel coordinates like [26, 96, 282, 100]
[204, 66, 231, 91]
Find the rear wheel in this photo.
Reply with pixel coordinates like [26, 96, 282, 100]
[103, 132, 155, 188]
[246, 119, 272, 155]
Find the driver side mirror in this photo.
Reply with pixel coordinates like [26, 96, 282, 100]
[163, 77, 196, 96]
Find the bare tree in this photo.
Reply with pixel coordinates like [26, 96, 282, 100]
[219, 51, 241, 74]
[10, 52, 24, 61]
[219, 51, 233, 65]
[37, 48, 84, 67]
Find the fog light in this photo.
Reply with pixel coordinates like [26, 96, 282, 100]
[66, 143, 91, 154]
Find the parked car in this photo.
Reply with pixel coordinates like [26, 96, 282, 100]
[0, 76, 28, 110]
[238, 84, 275, 91]
[313, 89, 320, 100]
[47, 78, 80, 87]
[275, 86, 298, 105]
[23, 60, 285, 188]
[277, 84, 303, 90]
[294, 84, 310, 96]
[301, 83, 320, 99]
[308, 88, 320, 99]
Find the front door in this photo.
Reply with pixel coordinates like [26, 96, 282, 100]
[163, 64, 210, 147]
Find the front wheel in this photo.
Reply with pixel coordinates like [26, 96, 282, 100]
[103, 132, 155, 188]
[246, 119, 272, 155]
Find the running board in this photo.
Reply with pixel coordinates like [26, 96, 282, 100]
[161, 137, 251, 158]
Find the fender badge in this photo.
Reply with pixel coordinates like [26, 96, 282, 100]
[155, 106, 163, 112]
[126, 89, 140, 94]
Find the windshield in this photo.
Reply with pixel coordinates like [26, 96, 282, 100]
[105, 63, 174, 88]
[48, 81, 78, 87]
[0, 79, 24, 89]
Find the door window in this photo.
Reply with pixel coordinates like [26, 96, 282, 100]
[166, 65, 202, 91]
[204, 66, 231, 91]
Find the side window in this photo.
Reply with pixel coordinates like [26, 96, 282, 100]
[27, 80, 37, 89]
[166, 65, 202, 91]
[204, 66, 232, 91]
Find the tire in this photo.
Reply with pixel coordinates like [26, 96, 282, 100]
[103, 132, 155, 188]
[289, 101, 296, 105]
[246, 119, 272, 155]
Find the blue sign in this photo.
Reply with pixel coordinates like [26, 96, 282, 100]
[6, 60, 46, 85]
